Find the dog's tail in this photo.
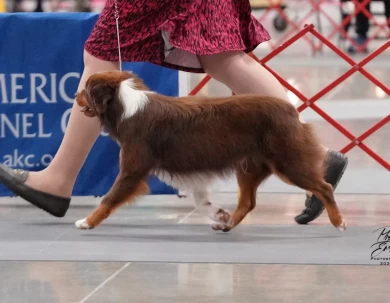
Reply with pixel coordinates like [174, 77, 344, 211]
[293, 122, 325, 181]
[275, 119, 323, 167]
[301, 122, 323, 153]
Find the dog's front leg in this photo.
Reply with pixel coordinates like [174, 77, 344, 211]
[76, 147, 151, 229]
[75, 173, 149, 229]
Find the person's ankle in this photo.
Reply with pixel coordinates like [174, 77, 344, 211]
[25, 170, 73, 198]
[347, 35, 368, 53]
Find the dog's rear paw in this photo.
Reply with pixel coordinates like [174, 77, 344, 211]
[337, 219, 347, 232]
[75, 218, 92, 229]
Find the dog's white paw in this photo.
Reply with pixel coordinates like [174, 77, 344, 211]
[337, 219, 347, 232]
[75, 218, 91, 229]
[211, 222, 233, 232]
[211, 209, 234, 232]
[214, 208, 233, 224]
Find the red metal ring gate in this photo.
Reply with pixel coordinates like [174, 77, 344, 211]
[189, 24, 390, 171]
[254, 0, 390, 53]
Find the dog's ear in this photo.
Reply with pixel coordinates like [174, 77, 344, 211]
[90, 83, 116, 115]
[75, 90, 97, 117]
[75, 90, 88, 108]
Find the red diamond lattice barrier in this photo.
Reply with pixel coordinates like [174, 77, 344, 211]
[257, 0, 319, 50]
[189, 24, 390, 171]
[318, 0, 390, 52]
[256, 0, 390, 53]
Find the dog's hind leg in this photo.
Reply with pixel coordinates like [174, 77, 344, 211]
[212, 161, 271, 232]
[274, 163, 346, 231]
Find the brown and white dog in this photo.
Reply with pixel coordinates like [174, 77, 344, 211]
[74, 70, 346, 232]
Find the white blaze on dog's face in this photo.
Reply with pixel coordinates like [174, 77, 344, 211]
[118, 78, 150, 121]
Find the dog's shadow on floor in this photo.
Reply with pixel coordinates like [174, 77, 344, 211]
[79, 226, 342, 243]
[22, 222, 343, 243]
[23, 222, 73, 227]
[81, 233, 340, 243]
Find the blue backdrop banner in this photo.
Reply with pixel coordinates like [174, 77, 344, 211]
[0, 13, 178, 196]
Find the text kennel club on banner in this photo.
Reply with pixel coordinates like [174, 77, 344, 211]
[0, 13, 179, 196]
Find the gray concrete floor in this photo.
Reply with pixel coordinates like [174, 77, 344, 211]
[0, 193, 389, 302]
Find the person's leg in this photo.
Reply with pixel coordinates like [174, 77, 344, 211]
[0, 50, 119, 216]
[74, 0, 91, 12]
[26, 51, 119, 197]
[12, 0, 23, 12]
[348, 0, 370, 53]
[340, 0, 352, 36]
[199, 51, 294, 100]
[198, 51, 348, 224]
[355, 0, 370, 37]
[34, 0, 44, 12]
[384, 0, 390, 31]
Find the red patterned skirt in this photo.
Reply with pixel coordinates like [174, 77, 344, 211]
[84, 0, 271, 73]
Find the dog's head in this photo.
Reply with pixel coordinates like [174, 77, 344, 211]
[75, 71, 149, 119]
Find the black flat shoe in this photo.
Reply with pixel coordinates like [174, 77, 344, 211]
[295, 150, 348, 225]
[0, 164, 71, 217]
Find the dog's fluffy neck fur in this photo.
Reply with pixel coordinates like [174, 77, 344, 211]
[118, 79, 150, 119]
[100, 78, 154, 142]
